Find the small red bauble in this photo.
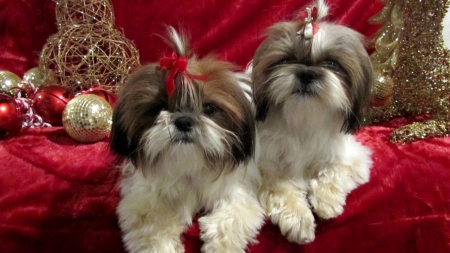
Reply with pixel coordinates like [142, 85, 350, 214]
[0, 93, 22, 140]
[82, 88, 117, 107]
[33, 86, 75, 126]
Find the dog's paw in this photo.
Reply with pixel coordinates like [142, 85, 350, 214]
[308, 176, 346, 219]
[123, 233, 185, 253]
[276, 208, 316, 244]
[260, 189, 316, 244]
[199, 215, 247, 253]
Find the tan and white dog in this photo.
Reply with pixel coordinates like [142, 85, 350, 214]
[251, 0, 373, 244]
[110, 27, 264, 253]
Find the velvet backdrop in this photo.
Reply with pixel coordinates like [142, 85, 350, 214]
[1, 0, 450, 253]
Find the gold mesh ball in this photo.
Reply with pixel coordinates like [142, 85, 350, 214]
[40, 0, 140, 94]
[39, 25, 139, 93]
[63, 94, 113, 143]
[54, 0, 115, 28]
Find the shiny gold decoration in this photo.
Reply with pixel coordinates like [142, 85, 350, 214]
[390, 120, 450, 144]
[22, 67, 47, 88]
[63, 94, 113, 143]
[369, 0, 450, 144]
[368, 0, 403, 107]
[0, 71, 22, 96]
[371, 71, 394, 107]
[39, 0, 140, 94]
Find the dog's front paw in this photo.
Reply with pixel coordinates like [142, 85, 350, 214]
[276, 208, 316, 244]
[199, 213, 255, 253]
[308, 174, 346, 219]
[260, 189, 316, 244]
[124, 235, 185, 253]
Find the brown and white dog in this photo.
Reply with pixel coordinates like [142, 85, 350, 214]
[110, 27, 264, 253]
[251, 0, 373, 244]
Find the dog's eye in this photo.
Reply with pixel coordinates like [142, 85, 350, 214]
[148, 104, 165, 117]
[278, 58, 295, 65]
[323, 60, 342, 71]
[202, 103, 217, 117]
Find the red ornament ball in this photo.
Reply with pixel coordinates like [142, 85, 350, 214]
[82, 88, 117, 107]
[0, 94, 22, 140]
[33, 86, 74, 126]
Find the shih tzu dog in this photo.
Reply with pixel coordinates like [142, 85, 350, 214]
[251, 0, 373, 244]
[110, 27, 264, 253]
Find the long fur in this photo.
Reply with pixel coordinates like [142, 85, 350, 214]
[251, 0, 373, 244]
[110, 27, 264, 253]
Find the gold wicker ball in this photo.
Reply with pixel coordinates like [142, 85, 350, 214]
[62, 94, 113, 143]
[40, 0, 140, 94]
[54, 0, 115, 28]
[40, 25, 139, 93]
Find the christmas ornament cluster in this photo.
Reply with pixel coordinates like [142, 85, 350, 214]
[0, 0, 141, 143]
[0, 69, 115, 143]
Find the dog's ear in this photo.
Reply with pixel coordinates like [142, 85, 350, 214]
[109, 105, 138, 160]
[109, 64, 167, 166]
[254, 96, 270, 122]
[252, 46, 271, 122]
[231, 105, 255, 164]
[342, 55, 373, 134]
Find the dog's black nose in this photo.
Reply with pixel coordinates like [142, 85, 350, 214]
[297, 70, 317, 85]
[174, 116, 194, 132]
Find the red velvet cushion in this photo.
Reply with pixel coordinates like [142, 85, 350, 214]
[1, 1, 450, 253]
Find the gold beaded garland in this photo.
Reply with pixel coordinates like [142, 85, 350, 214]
[62, 94, 113, 143]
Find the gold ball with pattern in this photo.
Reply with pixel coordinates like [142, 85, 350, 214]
[370, 71, 394, 107]
[62, 94, 113, 143]
[0, 71, 22, 96]
[22, 67, 47, 88]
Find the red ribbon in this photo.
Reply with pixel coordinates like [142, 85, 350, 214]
[159, 52, 208, 96]
[298, 6, 320, 38]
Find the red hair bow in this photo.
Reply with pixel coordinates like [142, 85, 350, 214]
[297, 6, 319, 39]
[159, 52, 207, 96]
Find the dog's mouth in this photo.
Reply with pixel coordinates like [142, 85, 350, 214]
[293, 81, 319, 97]
[171, 132, 195, 144]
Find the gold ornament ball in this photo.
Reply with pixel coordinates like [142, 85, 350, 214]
[22, 67, 47, 87]
[370, 71, 394, 107]
[63, 94, 113, 143]
[0, 71, 22, 96]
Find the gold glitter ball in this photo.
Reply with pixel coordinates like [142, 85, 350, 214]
[22, 67, 47, 88]
[371, 71, 394, 107]
[0, 71, 22, 96]
[62, 94, 113, 143]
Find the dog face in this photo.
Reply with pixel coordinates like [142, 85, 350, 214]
[252, 20, 372, 133]
[110, 34, 254, 172]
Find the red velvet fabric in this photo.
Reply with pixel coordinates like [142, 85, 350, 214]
[1, 1, 450, 253]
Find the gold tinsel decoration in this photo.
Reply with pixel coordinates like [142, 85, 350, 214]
[368, 0, 402, 107]
[370, 0, 450, 144]
[39, 0, 140, 94]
